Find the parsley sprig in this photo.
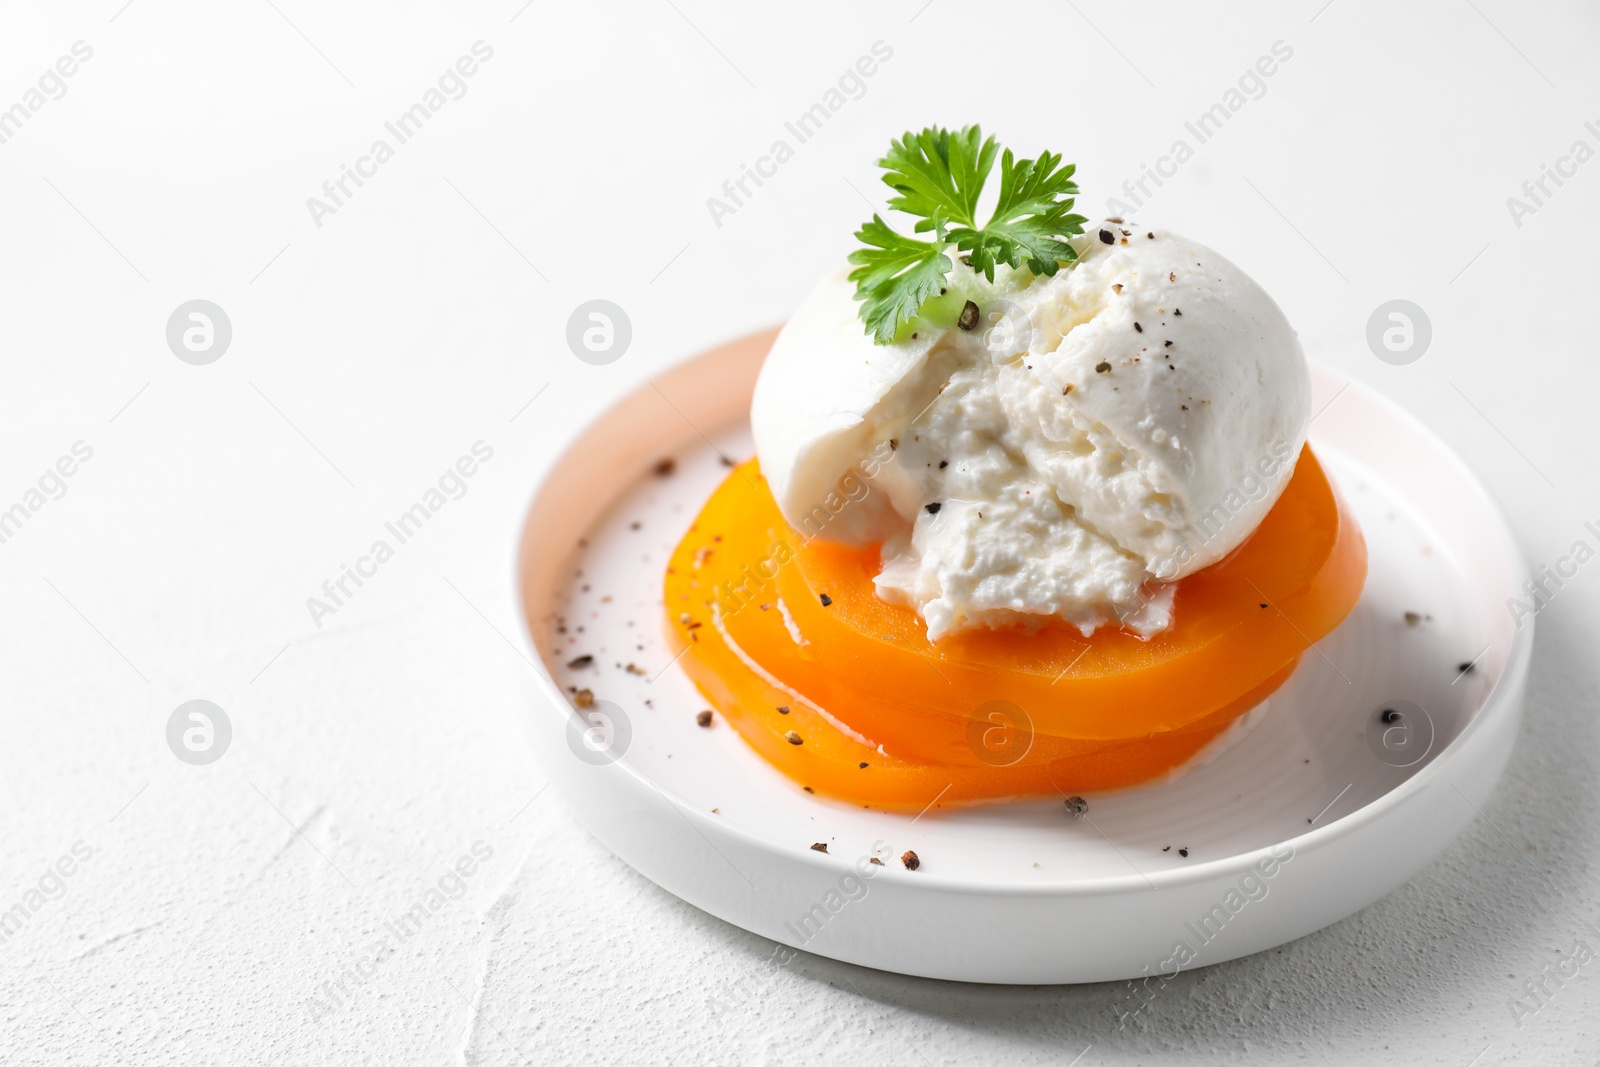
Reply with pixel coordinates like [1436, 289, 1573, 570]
[847, 126, 1088, 343]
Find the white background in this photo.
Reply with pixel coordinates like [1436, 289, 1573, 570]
[1, 0, 1597, 1063]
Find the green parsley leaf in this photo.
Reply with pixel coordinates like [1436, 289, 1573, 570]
[956, 149, 1088, 282]
[847, 125, 1088, 343]
[846, 215, 952, 344]
[879, 126, 997, 231]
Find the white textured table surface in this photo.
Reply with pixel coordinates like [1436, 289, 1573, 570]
[1, 1, 1597, 1063]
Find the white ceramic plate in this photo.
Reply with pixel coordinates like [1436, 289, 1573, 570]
[515, 328, 1532, 985]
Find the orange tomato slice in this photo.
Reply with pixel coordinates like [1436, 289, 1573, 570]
[663, 447, 1365, 807]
